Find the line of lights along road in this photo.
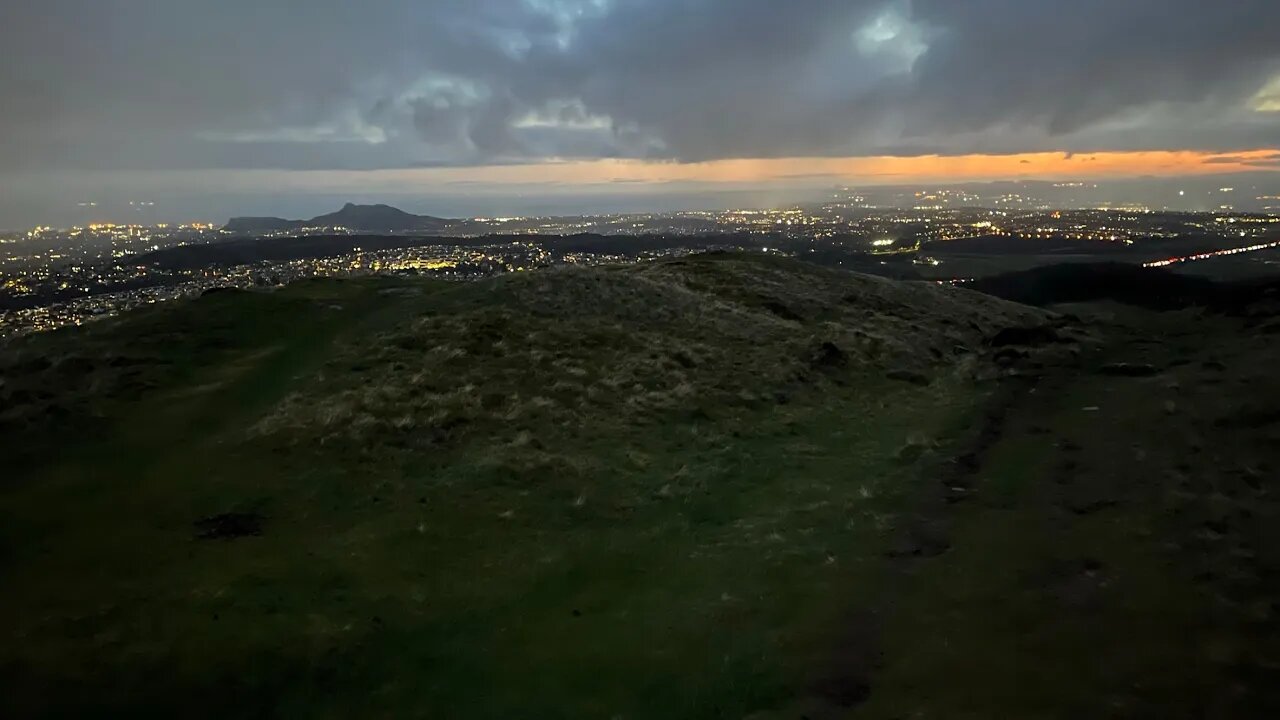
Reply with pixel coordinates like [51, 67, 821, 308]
[1144, 239, 1280, 268]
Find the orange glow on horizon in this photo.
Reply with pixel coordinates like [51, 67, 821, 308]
[349, 149, 1280, 188]
[95, 149, 1280, 195]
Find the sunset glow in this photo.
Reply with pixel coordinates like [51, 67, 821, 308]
[357, 149, 1280, 189]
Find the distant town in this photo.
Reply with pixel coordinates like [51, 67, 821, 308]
[3, 183, 1279, 338]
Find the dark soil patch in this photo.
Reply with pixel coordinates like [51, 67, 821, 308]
[885, 375, 1037, 559]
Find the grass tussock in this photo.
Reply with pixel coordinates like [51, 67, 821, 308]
[253, 255, 1047, 451]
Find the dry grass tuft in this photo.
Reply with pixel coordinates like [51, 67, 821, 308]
[252, 256, 1048, 449]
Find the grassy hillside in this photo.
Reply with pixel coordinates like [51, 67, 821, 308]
[1, 254, 1277, 718]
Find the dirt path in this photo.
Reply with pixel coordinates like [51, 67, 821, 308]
[813, 306, 1280, 719]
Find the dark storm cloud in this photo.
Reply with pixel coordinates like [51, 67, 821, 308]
[906, 0, 1280, 132]
[2, 0, 1279, 173]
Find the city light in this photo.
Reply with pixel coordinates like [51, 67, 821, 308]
[4, 196, 1279, 338]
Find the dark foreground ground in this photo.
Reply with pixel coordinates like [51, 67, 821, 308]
[1, 254, 1278, 718]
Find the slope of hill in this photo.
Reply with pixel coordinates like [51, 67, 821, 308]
[970, 262, 1220, 309]
[971, 262, 1280, 312]
[224, 203, 450, 234]
[1, 254, 1278, 718]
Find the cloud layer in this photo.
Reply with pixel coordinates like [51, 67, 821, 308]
[3, 0, 1280, 174]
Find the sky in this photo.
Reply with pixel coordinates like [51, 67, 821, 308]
[3, 0, 1280, 226]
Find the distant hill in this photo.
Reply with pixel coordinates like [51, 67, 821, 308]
[222, 216, 305, 233]
[969, 263, 1218, 310]
[223, 203, 450, 234]
[309, 203, 448, 233]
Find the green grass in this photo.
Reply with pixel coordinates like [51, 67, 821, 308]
[2, 255, 1276, 718]
[846, 308, 1280, 720]
[1, 257, 1011, 718]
